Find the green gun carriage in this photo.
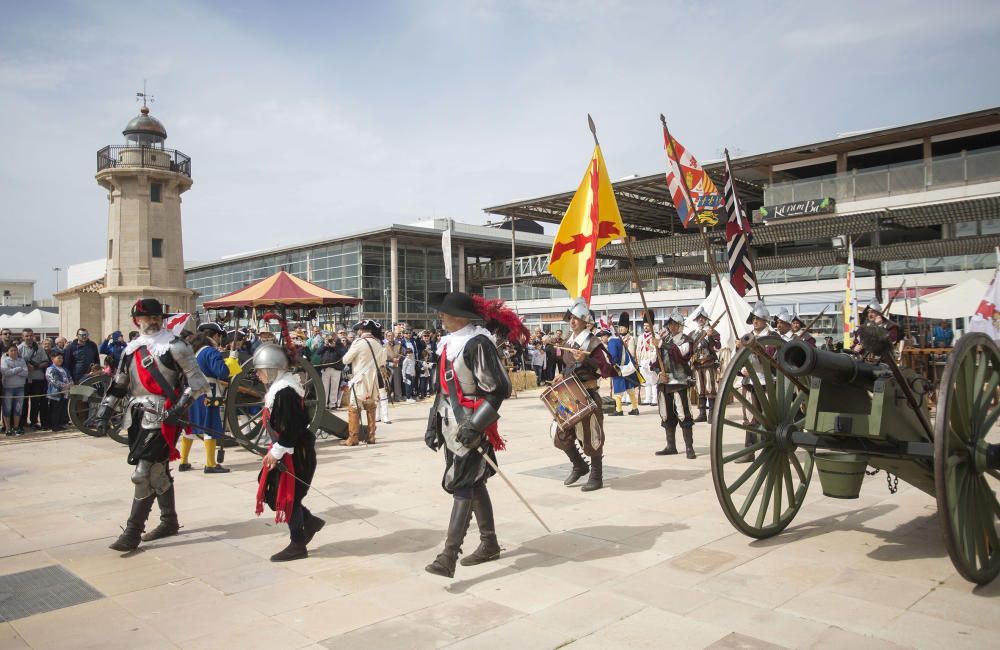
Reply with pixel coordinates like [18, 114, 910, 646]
[710, 331, 1000, 585]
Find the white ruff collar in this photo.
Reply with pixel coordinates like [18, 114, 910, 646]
[124, 329, 175, 357]
[439, 324, 494, 361]
[264, 372, 305, 409]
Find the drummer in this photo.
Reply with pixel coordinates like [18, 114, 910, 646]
[551, 298, 616, 492]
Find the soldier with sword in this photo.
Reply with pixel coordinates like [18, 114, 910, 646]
[423, 291, 528, 578]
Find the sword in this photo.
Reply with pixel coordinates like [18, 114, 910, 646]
[476, 445, 551, 533]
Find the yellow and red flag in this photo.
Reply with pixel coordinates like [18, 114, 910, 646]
[547, 145, 625, 304]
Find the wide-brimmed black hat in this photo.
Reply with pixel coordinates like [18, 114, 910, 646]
[428, 292, 482, 321]
[131, 298, 165, 318]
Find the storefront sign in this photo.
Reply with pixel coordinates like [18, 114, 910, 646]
[758, 197, 836, 220]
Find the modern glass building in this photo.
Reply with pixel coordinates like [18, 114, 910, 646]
[185, 219, 550, 328]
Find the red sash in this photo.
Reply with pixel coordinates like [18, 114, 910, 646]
[255, 408, 298, 523]
[438, 346, 505, 451]
[134, 348, 181, 461]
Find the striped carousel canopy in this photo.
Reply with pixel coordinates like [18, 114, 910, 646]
[203, 270, 363, 309]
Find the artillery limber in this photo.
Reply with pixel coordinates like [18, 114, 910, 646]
[711, 329, 1000, 584]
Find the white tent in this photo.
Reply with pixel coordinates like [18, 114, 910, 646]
[683, 282, 753, 351]
[887, 277, 988, 320]
[0, 309, 60, 334]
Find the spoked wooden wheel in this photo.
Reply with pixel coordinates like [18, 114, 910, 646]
[225, 365, 270, 455]
[934, 333, 1000, 585]
[711, 335, 813, 538]
[68, 374, 127, 444]
[225, 358, 344, 455]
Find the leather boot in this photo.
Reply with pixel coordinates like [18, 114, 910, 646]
[460, 486, 500, 566]
[365, 404, 378, 444]
[562, 444, 590, 486]
[141, 485, 180, 541]
[695, 397, 708, 422]
[304, 512, 326, 545]
[655, 422, 678, 456]
[342, 407, 360, 446]
[110, 494, 155, 551]
[581, 454, 603, 492]
[270, 541, 308, 562]
[733, 430, 756, 464]
[425, 497, 473, 578]
[682, 425, 696, 459]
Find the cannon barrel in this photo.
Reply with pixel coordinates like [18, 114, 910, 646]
[777, 339, 883, 385]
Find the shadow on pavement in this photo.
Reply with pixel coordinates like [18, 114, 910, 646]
[444, 522, 687, 593]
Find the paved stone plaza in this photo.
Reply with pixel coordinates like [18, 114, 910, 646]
[0, 391, 996, 649]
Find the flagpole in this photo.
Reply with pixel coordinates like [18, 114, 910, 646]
[511, 216, 518, 312]
[724, 148, 762, 301]
[587, 115, 654, 322]
[661, 114, 739, 338]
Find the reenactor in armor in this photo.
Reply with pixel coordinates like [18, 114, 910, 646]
[773, 308, 793, 341]
[689, 307, 721, 423]
[790, 314, 817, 347]
[734, 301, 773, 464]
[93, 299, 210, 552]
[423, 291, 519, 577]
[655, 310, 697, 459]
[553, 298, 616, 492]
[852, 301, 901, 358]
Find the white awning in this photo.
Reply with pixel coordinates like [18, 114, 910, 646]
[887, 278, 987, 321]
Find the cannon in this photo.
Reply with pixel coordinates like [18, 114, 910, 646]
[67, 312, 352, 455]
[710, 331, 1000, 584]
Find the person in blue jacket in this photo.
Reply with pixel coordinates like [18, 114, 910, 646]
[99, 331, 127, 370]
[607, 313, 642, 416]
[180, 322, 233, 474]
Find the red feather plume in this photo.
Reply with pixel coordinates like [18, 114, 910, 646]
[472, 295, 529, 345]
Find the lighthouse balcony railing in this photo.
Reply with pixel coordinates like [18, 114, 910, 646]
[97, 145, 192, 177]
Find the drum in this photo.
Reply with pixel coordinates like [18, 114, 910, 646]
[540, 375, 597, 431]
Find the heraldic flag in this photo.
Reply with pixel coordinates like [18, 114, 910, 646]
[662, 128, 723, 228]
[547, 144, 625, 304]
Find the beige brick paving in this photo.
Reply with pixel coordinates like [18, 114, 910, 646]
[0, 390, 997, 648]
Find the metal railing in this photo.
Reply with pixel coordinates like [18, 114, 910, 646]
[97, 145, 192, 177]
[764, 146, 1000, 205]
[467, 253, 618, 283]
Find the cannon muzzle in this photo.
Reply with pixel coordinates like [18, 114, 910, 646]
[778, 339, 883, 385]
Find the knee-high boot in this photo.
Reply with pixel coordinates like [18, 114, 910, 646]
[342, 407, 360, 446]
[110, 494, 156, 552]
[655, 421, 678, 456]
[425, 497, 473, 578]
[682, 423, 696, 459]
[141, 485, 180, 542]
[461, 485, 501, 566]
[365, 403, 377, 443]
[695, 397, 708, 422]
[563, 443, 590, 486]
[581, 454, 603, 492]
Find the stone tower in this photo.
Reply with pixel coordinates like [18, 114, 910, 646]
[96, 104, 197, 334]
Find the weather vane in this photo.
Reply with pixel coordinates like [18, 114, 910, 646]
[136, 79, 154, 109]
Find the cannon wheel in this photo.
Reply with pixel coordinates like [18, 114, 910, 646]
[711, 335, 814, 538]
[935, 333, 1000, 585]
[67, 374, 128, 445]
[225, 358, 346, 455]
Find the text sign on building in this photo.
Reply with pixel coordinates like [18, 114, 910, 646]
[758, 197, 836, 220]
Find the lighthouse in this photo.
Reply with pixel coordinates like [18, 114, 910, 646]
[94, 98, 197, 335]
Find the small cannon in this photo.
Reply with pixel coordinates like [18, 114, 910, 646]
[710, 331, 1000, 584]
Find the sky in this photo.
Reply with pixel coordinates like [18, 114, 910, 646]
[2, 0, 999, 299]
